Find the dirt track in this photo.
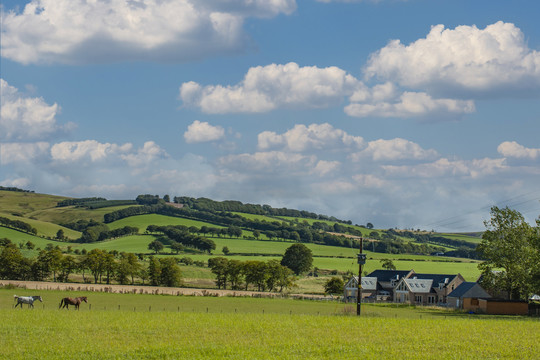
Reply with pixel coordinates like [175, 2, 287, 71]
[0, 280, 325, 299]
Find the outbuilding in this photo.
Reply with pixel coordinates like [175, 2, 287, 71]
[447, 282, 491, 311]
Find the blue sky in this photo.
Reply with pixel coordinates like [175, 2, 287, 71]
[1, 0, 539, 232]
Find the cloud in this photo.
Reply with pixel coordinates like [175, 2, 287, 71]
[50, 140, 133, 162]
[1, 0, 296, 65]
[0, 79, 73, 140]
[382, 157, 507, 178]
[345, 90, 475, 119]
[258, 123, 364, 151]
[180, 62, 360, 113]
[351, 138, 438, 162]
[0, 142, 50, 165]
[312, 160, 341, 176]
[120, 141, 169, 167]
[365, 21, 540, 96]
[218, 151, 316, 173]
[351, 174, 389, 188]
[184, 120, 225, 143]
[497, 141, 540, 160]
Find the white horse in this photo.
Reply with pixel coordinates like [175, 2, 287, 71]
[14, 295, 43, 309]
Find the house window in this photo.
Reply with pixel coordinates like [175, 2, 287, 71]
[415, 295, 422, 303]
[428, 296, 436, 304]
[471, 298, 479, 306]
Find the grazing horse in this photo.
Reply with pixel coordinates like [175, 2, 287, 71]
[14, 295, 43, 309]
[59, 296, 88, 310]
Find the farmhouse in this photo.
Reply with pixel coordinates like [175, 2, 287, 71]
[343, 270, 415, 302]
[343, 276, 377, 302]
[394, 273, 465, 306]
[447, 281, 491, 311]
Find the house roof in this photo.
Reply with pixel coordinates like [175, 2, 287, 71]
[404, 279, 434, 293]
[346, 276, 378, 291]
[413, 273, 461, 285]
[448, 282, 492, 299]
[366, 270, 414, 282]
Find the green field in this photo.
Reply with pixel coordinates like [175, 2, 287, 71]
[1, 288, 537, 359]
[0, 224, 482, 283]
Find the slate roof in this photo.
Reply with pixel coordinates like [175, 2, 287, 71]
[346, 276, 378, 291]
[448, 282, 491, 299]
[404, 279, 434, 293]
[366, 270, 413, 282]
[413, 273, 459, 285]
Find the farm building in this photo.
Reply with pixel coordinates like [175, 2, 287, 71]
[343, 276, 377, 302]
[477, 299, 529, 315]
[394, 273, 465, 306]
[343, 270, 415, 302]
[447, 282, 491, 311]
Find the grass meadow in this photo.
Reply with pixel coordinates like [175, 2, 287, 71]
[1, 288, 538, 359]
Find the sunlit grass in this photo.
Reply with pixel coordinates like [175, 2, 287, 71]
[1, 293, 538, 359]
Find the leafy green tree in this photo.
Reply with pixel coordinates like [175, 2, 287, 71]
[163, 194, 171, 203]
[0, 242, 28, 279]
[226, 259, 244, 290]
[380, 258, 396, 270]
[208, 257, 229, 289]
[265, 259, 293, 292]
[148, 256, 162, 286]
[159, 258, 183, 287]
[222, 246, 230, 255]
[324, 277, 345, 295]
[85, 249, 107, 284]
[170, 241, 184, 254]
[103, 252, 116, 284]
[58, 255, 77, 282]
[253, 230, 260, 240]
[281, 243, 313, 275]
[477, 206, 539, 300]
[243, 260, 268, 291]
[115, 255, 131, 285]
[36, 247, 63, 282]
[148, 239, 164, 254]
[56, 229, 65, 240]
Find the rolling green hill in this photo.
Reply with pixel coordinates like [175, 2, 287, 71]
[0, 189, 483, 283]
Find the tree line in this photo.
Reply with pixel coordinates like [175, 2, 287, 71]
[0, 217, 37, 235]
[208, 257, 294, 292]
[146, 225, 216, 254]
[173, 196, 351, 224]
[0, 238, 182, 287]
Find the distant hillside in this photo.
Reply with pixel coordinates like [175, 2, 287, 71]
[0, 190, 481, 258]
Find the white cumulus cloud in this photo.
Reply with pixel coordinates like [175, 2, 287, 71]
[258, 123, 364, 152]
[51, 140, 133, 162]
[351, 138, 438, 162]
[382, 157, 507, 178]
[1, 0, 296, 64]
[0, 79, 71, 140]
[0, 142, 50, 165]
[184, 120, 225, 143]
[365, 21, 540, 96]
[346, 91, 475, 118]
[497, 141, 540, 160]
[180, 62, 361, 113]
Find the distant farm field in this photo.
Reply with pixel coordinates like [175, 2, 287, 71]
[0, 289, 537, 359]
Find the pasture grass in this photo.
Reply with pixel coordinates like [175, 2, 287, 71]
[0, 190, 66, 216]
[1, 288, 538, 359]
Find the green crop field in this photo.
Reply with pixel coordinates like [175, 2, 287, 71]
[0, 288, 537, 359]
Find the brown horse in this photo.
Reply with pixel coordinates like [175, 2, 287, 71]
[59, 296, 88, 310]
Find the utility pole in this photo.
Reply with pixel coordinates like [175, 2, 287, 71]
[357, 237, 366, 316]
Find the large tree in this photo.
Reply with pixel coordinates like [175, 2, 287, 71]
[477, 206, 540, 300]
[281, 243, 313, 275]
[324, 277, 345, 295]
